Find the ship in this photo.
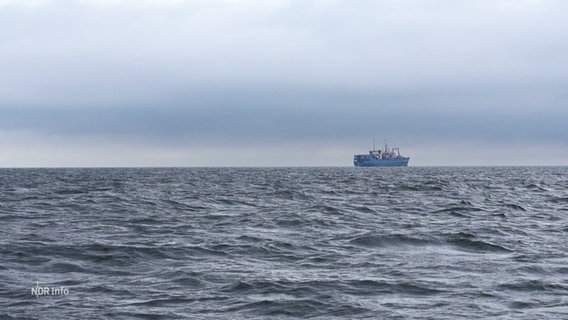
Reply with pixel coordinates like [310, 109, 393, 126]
[354, 140, 410, 167]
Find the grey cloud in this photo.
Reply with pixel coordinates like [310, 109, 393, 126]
[0, 0, 567, 166]
[2, 99, 565, 147]
[2, 0, 568, 108]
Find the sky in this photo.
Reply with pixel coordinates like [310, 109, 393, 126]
[0, 0, 566, 166]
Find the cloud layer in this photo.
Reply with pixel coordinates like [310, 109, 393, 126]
[0, 0, 566, 166]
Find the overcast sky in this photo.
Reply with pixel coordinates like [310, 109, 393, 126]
[0, 0, 566, 166]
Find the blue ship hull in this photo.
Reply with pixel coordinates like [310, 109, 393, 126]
[353, 155, 409, 167]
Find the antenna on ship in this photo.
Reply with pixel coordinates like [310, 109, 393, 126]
[373, 138, 376, 152]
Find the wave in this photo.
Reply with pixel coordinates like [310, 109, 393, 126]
[497, 280, 567, 292]
[550, 197, 568, 204]
[447, 238, 511, 253]
[349, 233, 431, 248]
[502, 203, 527, 211]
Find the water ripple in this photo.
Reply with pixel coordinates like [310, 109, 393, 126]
[1, 167, 567, 319]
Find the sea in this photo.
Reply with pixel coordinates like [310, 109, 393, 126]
[1, 167, 567, 319]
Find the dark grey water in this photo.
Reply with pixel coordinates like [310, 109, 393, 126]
[1, 167, 568, 319]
